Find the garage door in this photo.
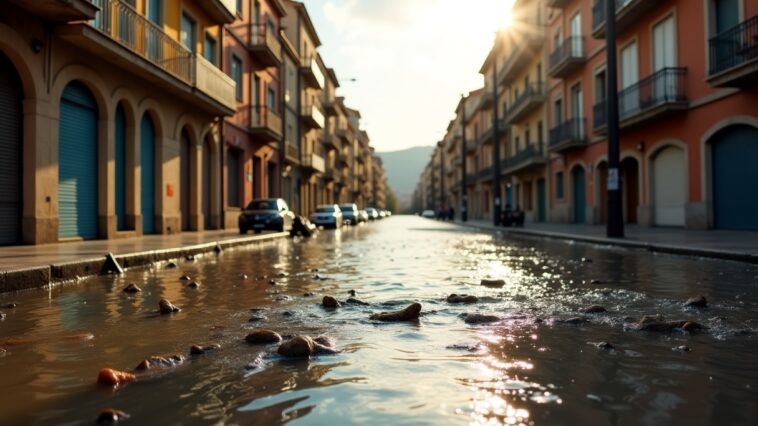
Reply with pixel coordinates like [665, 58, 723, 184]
[140, 114, 156, 234]
[59, 81, 98, 239]
[0, 52, 22, 245]
[713, 125, 758, 230]
[653, 146, 686, 226]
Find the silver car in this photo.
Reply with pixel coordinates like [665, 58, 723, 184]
[309, 204, 343, 229]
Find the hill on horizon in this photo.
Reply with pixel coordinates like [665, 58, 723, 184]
[376, 146, 434, 208]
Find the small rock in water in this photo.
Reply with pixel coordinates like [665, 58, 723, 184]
[303, 292, 315, 297]
[595, 341, 614, 350]
[96, 368, 136, 387]
[135, 354, 185, 370]
[277, 336, 315, 358]
[634, 315, 704, 333]
[446, 343, 483, 352]
[559, 317, 589, 325]
[166, 261, 178, 269]
[97, 408, 130, 425]
[623, 316, 637, 323]
[589, 279, 603, 285]
[269, 280, 280, 286]
[685, 295, 708, 308]
[187, 281, 201, 288]
[581, 257, 593, 263]
[122, 283, 141, 293]
[1, 303, 17, 309]
[190, 344, 220, 355]
[239, 273, 248, 279]
[322, 296, 341, 309]
[185, 255, 195, 261]
[480, 279, 505, 288]
[312, 274, 323, 280]
[281, 310, 295, 317]
[673, 345, 691, 352]
[179, 275, 191, 281]
[682, 321, 703, 332]
[533, 318, 544, 324]
[464, 313, 500, 324]
[345, 297, 370, 306]
[582, 305, 607, 314]
[0, 312, 5, 321]
[158, 298, 181, 314]
[274, 295, 290, 302]
[348, 290, 357, 297]
[369, 303, 422, 322]
[277, 272, 287, 278]
[245, 329, 282, 344]
[248, 316, 266, 322]
[447, 294, 478, 304]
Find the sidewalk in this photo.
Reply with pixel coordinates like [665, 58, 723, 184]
[456, 219, 758, 264]
[0, 230, 288, 292]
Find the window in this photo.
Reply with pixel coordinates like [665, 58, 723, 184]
[594, 70, 607, 102]
[236, 0, 242, 14]
[267, 86, 276, 109]
[537, 121, 544, 144]
[267, 17, 276, 35]
[204, 33, 217, 64]
[231, 55, 243, 100]
[525, 125, 531, 146]
[180, 12, 196, 53]
[554, 98, 563, 125]
[556, 172, 564, 199]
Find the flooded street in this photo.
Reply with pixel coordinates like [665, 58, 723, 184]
[1, 216, 757, 425]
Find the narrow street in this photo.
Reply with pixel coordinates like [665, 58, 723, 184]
[1, 216, 756, 425]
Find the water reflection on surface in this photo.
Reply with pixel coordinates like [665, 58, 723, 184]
[1, 216, 757, 425]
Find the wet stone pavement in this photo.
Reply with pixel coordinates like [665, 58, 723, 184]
[1, 216, 757, 425]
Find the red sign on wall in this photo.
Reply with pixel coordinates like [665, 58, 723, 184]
[166, 184, 174, 197]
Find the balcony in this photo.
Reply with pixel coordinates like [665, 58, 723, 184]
[480, 124, 494, 145]
[301, 153, 325, 174]
[593, 67, 688, 133]
[507, 83, 546, 123]
[197, 0, 236, 23]
[234, 105, 282, 140]
[478, 91, 495, 110]
[322, 98, 337, 116]
[501, 144, 548, 175]
[322, 170, 337, 182]
[11, 0, 99, 22]
[549, 37, 586, 78]
[708, 15, 758, 87]
[301, 57, 325, 89]
[337, 153, 349, 167]
[231, 23, 282, 68]
[546, 0, 571, 8]
[301, 102, 325, 129]
[549, 118, 587, 152]
[320, 133, 339, 151]
[465, 173, 478, 185]
[592, 0, 658, 38]
[478, 167, 493, 182]
[284, 142, 299, 164]
[336, 128, 353, 144]
[57, 0, 235, 115]
[499, 31, 544, 85]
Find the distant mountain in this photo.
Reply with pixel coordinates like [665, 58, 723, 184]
[376, 146, 434, 209]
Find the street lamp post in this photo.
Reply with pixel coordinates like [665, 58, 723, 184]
[605, 0, 624, 238]
[460, 95, 468, 222]
[492, 56, 502, 227]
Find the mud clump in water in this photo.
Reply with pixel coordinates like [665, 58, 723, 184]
[190, 344, 220, 355]
[369, 303, 422, 321]
[558, 317, 589, 325]
[345, 297, 370, 306]
[582, 305, 606, 314]
[480, 279, 505, 288]
[134, 354, 185, 370]
[158, 299, 181, 314]
[96, 368, 136, 387]
[122, 283, 141, 293]
[245, 329, 282, 344]
[464, 313, 500, 324]
[447, 294, 478, 304]
[277, 335, 339, 358]
[633, 315, 704, 333]
[322, 296, 341, 309]
[97, 408, 130, 425]
[685, 295, 708, 308]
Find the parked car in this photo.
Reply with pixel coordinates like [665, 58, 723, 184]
[310, 204, 343, 229]
[339, 203, 360, 225]
[421, 209, 435, 218]
[239, 198, 295, 234]
[364, 207, 379, 221]
[378, 209, 387, 219]
[357, 210, 369, 223]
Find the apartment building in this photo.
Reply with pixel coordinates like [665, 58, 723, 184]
[0, 0, 236, 244]
[419, 0, 757, 230]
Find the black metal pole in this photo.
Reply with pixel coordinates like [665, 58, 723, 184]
[460, 95, 468, 222]
[606, 0, 624, 238]
[492, 58, 501, 226]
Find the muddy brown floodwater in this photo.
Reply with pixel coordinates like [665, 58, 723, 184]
[1, 216, 757, 425]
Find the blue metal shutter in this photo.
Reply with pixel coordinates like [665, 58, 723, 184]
[59, 82, 98, 239]
[0, 53, 22, 245]
[572, 167, 586, 224]
[115, 104, 127, 230]
[140, 115, 156, 234]
[713, 125, 758, 230]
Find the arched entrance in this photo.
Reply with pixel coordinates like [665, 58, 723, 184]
[0, 51, 23, 244]
[115, 104, 127, 231]
[202, 137, 213, 230]
[140, 114, 156, 234]
[59, 81, 98, 239]
[571, 166, 586, 224]
[180, 128, 192, 231]
[652, 145, 686, 226]
[711, 125, 758, 230]
[621, 157, 639, 224]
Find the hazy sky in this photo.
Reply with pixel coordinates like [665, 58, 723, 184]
[301, 0, 515, 153]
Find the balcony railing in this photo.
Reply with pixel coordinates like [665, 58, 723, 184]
[336, 127, 353, 143]
[478, 168, 493, 182]
[337, 153, 349, 166]
[301, 102, 325, 129]
[507, 82, 546, 123]
[301, 57, 325, 89]
[230, 23, 282, 67]
[501, 144, 547, 174]
[89, 0, 235, 111]
[466, 173, 478, 184]
[708, 15, 758, 85]
[302, 153, 325, 173]
[593, 67, 688, 131]
[549, 36, 586, 78]
[235, 105, 282, 139]
[549, 118, 586, 152]
[592, 0, 657, 38]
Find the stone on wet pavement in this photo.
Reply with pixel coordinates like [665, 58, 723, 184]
[345, 297, 369, 306]
[673, 345, 692, 352]
[188, 281, 201, 288]
[594, 341, 614, 350]
[122, 283, 141, 293]
[1, 303, 17, 309]
[179, 275, 191, 281]
[558, 317, 589, 325]
[633, 315, 704, 332]
[582, 305, 606, 313]
[464, 313, 500, 324]
[158, 299, 181, 314]
[96, 368, 137, 387]
[685, 295, 708, 308]
[322, 295, 341, 308]
[245, 329, 282, 344]
[480, 279, 505, 288]
[277, 336, 315, 357]
[369, 303, 422, 321]
[134, 354, 185, 370]
[190, 344, 221, 355]
[97, 408, 130, 425]
[447, 294, 478, 304]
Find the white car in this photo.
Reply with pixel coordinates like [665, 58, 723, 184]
[421, 209, 435, 218]
[309, 204, 343, 229]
